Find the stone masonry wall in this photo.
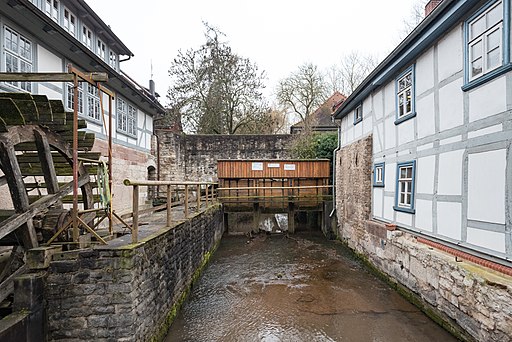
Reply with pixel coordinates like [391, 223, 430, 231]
[156, 131, 293, 182]
[45, 205, 224, 341]
[335, 135, 512, 342]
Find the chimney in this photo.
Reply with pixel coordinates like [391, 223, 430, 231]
[149, 79, 155, 97]
[425, 0, 442, 16]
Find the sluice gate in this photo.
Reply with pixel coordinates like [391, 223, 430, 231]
[217, 159, 333, 233]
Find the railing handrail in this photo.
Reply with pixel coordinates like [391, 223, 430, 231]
[217, 185, 330, 191]
[123, 179, 218, 186]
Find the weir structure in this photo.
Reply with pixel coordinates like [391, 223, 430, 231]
[217, 159, 333, 233]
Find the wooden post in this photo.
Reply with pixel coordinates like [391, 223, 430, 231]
[288, 202, 295, 234]
[132, 185, 139, 243]
[184, 185, 189, 218]
[166, 184, 172, 227]
[196, 184, 201, 212]
[205, 184, 209, 207]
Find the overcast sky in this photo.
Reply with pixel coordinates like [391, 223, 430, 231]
[85, 0, 420, 105]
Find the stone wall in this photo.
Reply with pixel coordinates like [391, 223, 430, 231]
[45, 205, 224, 341]
[335, 135, 512, 342]
[156, 131, 293, 182]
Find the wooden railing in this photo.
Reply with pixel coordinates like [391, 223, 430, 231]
[217, 185, 332, 203]
[123, 179, 217, 243]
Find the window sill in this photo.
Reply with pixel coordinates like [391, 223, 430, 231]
[393, 206, 415, 214]
[394, 112, 416, 125]
[373, 183, 384, 188]
[462, 64, 512, 92]
[116, 129, 137, 139]
[353, 117, 362, 125]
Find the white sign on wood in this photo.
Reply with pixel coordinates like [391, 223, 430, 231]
[268, 163, 280, 168]
[251, 162, 263, 171]
[284, 164, 296, 171]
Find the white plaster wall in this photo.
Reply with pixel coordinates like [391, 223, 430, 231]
[437, 201, 462, 240]
[437, 25, 463, 82]
[466, 228, 506, 254]
[469, 76, 507, 122]
[468, 124, 502, 139]
[38, 85, 61, 101]
[384, 82, 395, 116]
[415, 47, 434, 96]
[373, 91, 384, 120]
[363, 115, 373, 136]
[396, 211, 413, 227]
[415, 199, 433, 232]
[354, 120, 363, 140]
[416, 93, 435, 139]
[373, 123, 384, 154]
[416, 155, 435, 194]
[439, 78, 464, 131]
[438, 149, 464, 195]
[397, 118, 415, 145]
[384, 162, 396, 193]
[383, 196, 394, 221]
[467, 149, 506, 224]
[37, 45, 62, 72]
[384, 117, 395, 150]
[373, 188, 383, 218]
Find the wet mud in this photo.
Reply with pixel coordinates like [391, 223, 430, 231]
[165, 232, 457, 342]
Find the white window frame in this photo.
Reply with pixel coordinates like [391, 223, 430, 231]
[394, 161, 416, 214]
[396, 69, 413, 119]
[81, 25, 93, 50]
[353, 104, 362, 125]
[373, 163, 384, 187]
[4, 26, 33, 92]
[86, 84, 101, 121]
[117, 98, 137, 137]
[45, 0, 60, 22]
[66, 82, 84, 115]
[109, 50, 117, 70]
[97, 39, 106, 60]
[63, 7, 76, 37]
[467, 1, 504, 81]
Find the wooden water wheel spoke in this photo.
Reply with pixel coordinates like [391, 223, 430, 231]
[0, 141, 38, 248]
[34, 129, 60, 195]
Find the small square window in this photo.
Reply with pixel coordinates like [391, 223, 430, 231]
[373, 163, 385, 187]
[353, 104, 363, 125]
[394, 161, 416, 214]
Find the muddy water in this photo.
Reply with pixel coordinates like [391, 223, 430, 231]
[165, 232, 456, 342]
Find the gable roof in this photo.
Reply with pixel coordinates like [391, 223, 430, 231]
[333, 0, 480, 120]
[292, 91, 346, 128]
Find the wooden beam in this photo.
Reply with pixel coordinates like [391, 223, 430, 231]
[34, 130, 60, 195]
[0, 72, 108, 82]
[0, 174, 89, 241]
[0, 265, 26, 304]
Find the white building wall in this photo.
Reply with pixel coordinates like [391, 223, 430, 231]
[338, 19, 512, 260]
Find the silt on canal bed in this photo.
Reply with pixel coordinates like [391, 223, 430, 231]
[165, 232, 458, 342]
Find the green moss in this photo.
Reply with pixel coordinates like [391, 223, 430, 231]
[334, 237, 474, 342]
[150, 238, 222, 342]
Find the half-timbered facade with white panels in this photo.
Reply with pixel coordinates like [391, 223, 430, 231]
[0, 0, 165, 211]
[334, 0, 512, 262]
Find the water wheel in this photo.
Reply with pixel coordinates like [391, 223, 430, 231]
[0, 92, 100, 305]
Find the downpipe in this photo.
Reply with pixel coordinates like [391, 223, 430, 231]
[329, 118, 342, 217]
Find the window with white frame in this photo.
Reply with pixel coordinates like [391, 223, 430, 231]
[97, 39, 106, 60]
[45, 0, 59, 22]
[394, 161, 416, 213]
[82, 25, 92, 50]
[117, 98, 137, 136]
[467, 1, 503, 80]
[86, 84, 100, 121]
[373, 163, 384, 187]
[109, 51, 117, 70]
[396, 67, 414, 123]
[354, 104, 362, 125]
[63, 7, 76, 37]
[66, 82, 84, 114]
[4, 26, 32, 92]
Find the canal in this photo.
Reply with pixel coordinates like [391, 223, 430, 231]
[165, 232, 456, 342]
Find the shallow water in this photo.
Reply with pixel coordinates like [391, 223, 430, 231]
[165, 232, 457, 342]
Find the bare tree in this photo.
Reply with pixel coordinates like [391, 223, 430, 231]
[167, 23, 269, 134]
[276, 63, 328, 126]
[327, 51, 378, 96]
[400, 0, 429, 39]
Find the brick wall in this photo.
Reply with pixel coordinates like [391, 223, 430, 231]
[335, 135, 512, 342]
[156, 131, 293, 182]
[45, 205, 224, 341]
